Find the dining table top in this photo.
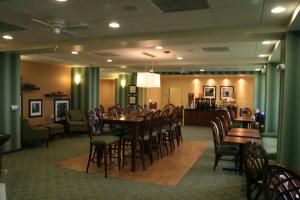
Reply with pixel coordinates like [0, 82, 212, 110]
[228, 128, 261, 139]
[234, 116, 255, 122]
[102, 113, 146, 123]
[224, 136, 262, 145]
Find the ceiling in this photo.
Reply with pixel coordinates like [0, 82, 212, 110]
[0, 0, 299, 76]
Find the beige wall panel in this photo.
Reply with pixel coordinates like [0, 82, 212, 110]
[21, 61, 71, 125]
[99, 79, 115, 112]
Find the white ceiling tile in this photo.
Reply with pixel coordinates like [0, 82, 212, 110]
[261, 0, 298, 26]
[212, 5, 263, 27]
[207, 0, 263, 8]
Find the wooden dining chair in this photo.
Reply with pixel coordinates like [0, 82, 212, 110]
[263, 165, 300, 200]
[159, 110, 171, 155]
[86, 108, 121, 178]
[122, 112, 155, 169]
[210, 121, 239, 172]
[175, 106, 184, 145]
[244, 141, 269, 200]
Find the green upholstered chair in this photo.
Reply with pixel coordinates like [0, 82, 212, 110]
[21, 119, 49, 147]
[65, 110, 88, 135]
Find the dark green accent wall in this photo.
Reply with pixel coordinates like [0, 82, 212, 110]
[253, 72, 266, 113]
[265, 63, 280, 135]
[0, 52, 21, 152]
[278, 32, 300, 170]
[115, 73, 139, 107]
[71, 67, 99, 112]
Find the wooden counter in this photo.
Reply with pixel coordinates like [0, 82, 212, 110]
[184, 109, 225, 127]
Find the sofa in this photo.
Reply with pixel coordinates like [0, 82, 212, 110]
[65, 110, 89, 135]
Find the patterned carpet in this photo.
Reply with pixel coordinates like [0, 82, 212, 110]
[2, 126, 247, 200]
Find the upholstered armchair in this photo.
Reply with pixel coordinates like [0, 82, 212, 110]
[21, 119, 49, 147]
[65, 110, 88, 135]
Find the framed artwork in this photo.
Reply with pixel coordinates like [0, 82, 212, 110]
[128, 96, 137, 105]
[29, 99, 42, 117]
[220, 86, 234, 100]
[54, 99, 70, 122]
[203, 86, 216, 98]
[129, 85, 137, 94]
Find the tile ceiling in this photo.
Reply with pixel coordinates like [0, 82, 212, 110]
[0, 0, 299, 75]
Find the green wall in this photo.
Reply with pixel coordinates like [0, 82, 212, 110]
[71, 67, 99, 112]
[264, 63, 280, 135]
[253, 72, 266, 113]
[0, 52, 21, 152]
[115, 73, 139, 107]
[278, 32, 300, 170]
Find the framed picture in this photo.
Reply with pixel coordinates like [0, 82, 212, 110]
[220, 86, 234, 100]
[128, 96, 137, 105]
[54, 99, 70, 122]
[129, 85, 137, 94]
[203, 86, 216, 98]
[29, 99, 42, 117]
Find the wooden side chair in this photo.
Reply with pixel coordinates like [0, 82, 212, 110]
[210, 121, 239, 172]
[122, 112, 155, 170]
[158, 110, 170, 156]
[263, 165, 300, 200]
[175, 106, 184, 145]
[244, 141, 269, 200]
[86, 109, 121, 178]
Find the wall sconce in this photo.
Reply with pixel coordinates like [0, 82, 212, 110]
[120, 79, 126, 88]
[74, 74, 81, 85]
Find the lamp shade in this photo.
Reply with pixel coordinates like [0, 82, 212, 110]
[137, 72, 160, 88]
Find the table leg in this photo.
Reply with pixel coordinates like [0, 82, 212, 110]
[131, 123, 138, 172]
[238, 144, 244, 175]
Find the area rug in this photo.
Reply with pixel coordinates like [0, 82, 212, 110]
[55, 140, 208, 186]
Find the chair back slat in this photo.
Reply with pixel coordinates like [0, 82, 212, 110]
[244, 141, 269, 184]
[210, 121, 221, 150]
[263, 165, 300, 200]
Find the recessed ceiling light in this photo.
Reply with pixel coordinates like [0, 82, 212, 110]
[262, 41, 276, 45]
[200, 69, 205, 72]
[155, 46, 163, 50]
[55, 0, 67, 2]
[106, 59, 112, 63]
[271, 6, 286, 14]
[71, 51, 78, 55]
[176, 56, 183, 60]
[259, 54, 269, 58]
[255, 68, 261, 71]
[120, 65, 127, 69]
[109, 22, 120, 28]
[2, 34, 13, 40]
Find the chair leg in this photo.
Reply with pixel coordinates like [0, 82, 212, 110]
[109, 145, 112, 167]
[148, 139, 153, 165]
[140, 141, 146, 170]
[104, 144, 108, 178]
[214, 154, 219, 171]
[117, 140, 121, 171]
[155, 137, 160, 160]
[175, 127, 180, 146]
[122, 139, 126, 168]
[164, 133, 169, 155]
[86, 145, 93, 173]
[158, 134, 163, 158]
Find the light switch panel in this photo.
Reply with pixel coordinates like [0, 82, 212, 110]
[11, 105, 19, 111]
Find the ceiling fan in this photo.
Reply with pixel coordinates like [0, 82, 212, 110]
[30, 17, 90, 37]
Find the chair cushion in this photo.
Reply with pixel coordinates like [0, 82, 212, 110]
[69, 121, 87, 126]
[91, 135, 119, 145]
[217, 145, 239, 155]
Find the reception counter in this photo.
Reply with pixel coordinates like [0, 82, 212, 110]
[184, 109, 226, 127]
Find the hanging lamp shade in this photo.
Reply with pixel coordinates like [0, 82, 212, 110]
[137, 72, 160, 88]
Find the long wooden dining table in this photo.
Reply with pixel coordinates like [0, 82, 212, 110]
[102, 113, 145, 172]
[228, 128, 261, 139]
[224, 131, 262, 174]
[234, 116, 255, 128]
